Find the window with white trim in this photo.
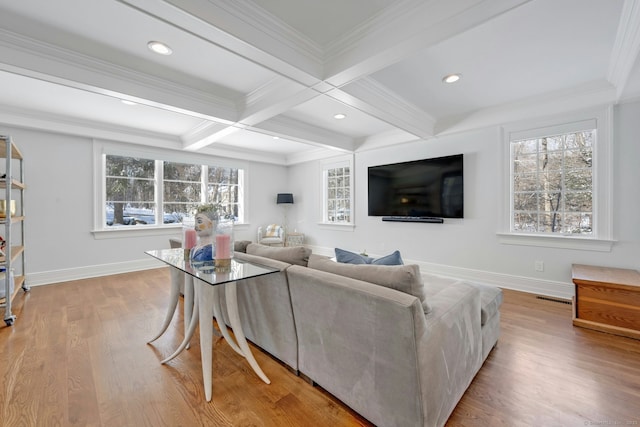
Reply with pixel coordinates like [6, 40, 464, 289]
[501, 107, 613, 250]
[322, 156, 353, 224]
[101, 153, 244, 229]
[511, 129, 594, 235]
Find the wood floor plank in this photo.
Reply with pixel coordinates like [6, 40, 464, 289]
[1, 268, 640, 426]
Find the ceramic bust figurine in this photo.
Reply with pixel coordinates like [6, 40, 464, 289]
[190, 203, 220, 263]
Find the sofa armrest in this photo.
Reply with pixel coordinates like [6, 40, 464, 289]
[287, 265, 428, 427]
[234, 251, 290, 271]
[417, 282, 483, 427]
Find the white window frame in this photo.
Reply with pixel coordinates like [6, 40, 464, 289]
[319, 155, 355, 230]
[92, 140, 248, 239]
[498, 107, 614, 252]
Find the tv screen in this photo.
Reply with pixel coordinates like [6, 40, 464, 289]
[368, 154, 463, 219]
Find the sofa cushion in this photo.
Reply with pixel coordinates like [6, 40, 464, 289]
[234, 240, 252, 253]
[247, 243, 311, 266]
[335, 248, 404, 265]
[422, 273, 503, 326]
[308, 254, 431, 313]
[471, 282, 503, 325]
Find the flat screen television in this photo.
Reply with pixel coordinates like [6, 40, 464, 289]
[368, 154, 463, 219]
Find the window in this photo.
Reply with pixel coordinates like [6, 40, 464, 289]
[101, 151, 244, 229]
[322, 156, 353, 225]
[500, 107, 613, 251]
[511, 129, 594, 235]
[106, 155, 156, 226]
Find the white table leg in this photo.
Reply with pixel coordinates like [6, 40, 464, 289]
[183, 274, 194, 349]
[197, 279, 215, 402]
[147, 267, 182, 343]
[211, 286, 243, 356]
[225, 282, 271, 384]
[161, 289, 199, 364]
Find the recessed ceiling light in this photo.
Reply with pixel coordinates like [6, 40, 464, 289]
[121, 99, 137, 106]
[272, 136, 280, 140]
[147, 41, 172, 55]
[442, 74, 461, 84]
[334, 113, 346, 119]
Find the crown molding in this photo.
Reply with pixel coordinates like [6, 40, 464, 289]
[135, 0, 323, 84]
[434, 80, 617, 137]
[256, 115, 354, 152]
[334, 77, 435, 139]
[0, 28, 239, 121]
[284, 146, 345, 166]
[354, 128, 420, 153]
[220, 0, 324, 60]
[607, 0, 640, 100]
[198, 141, 288, 166]
[324, 0, 532, 86]
[240, 77, 318, 125]
[324, 0, 425, 61]
[0, 104, 182, 148]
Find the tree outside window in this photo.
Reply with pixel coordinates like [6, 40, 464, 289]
[105, 155, 243, 227]
[511, 130, 594, 235]
[105, 155, 155, 226]
[326, 166, 351, 223]
[207, 166, 239, 219]
[163, 161, 202, 220]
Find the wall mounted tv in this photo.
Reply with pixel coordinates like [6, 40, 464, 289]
[368, 154, 463, 221]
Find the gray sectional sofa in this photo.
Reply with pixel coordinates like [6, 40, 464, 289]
[215, 243, 502, 427]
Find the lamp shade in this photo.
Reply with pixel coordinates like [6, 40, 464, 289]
[277, 193, 294, 204]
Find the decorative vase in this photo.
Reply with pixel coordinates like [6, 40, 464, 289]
[214, 218, 234, 270]
[182, 217, 197, 260]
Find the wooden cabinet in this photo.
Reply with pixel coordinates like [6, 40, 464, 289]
[572, 264, 640, 340]
[0, 135, 27, 326]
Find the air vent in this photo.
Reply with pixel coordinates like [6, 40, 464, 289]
[536, 295, 572, 305]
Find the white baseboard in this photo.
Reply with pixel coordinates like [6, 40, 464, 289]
[26, 247, 575, 300]
[305, 244, 574, 299]
[25, 258, 164, 287]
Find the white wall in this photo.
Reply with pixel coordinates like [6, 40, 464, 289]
[3, 100, 638, 296]
[0, 126, 288, 285]
[288, 100, 640, 298]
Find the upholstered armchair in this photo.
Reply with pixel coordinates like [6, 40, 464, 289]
[257, 224, 285, 246]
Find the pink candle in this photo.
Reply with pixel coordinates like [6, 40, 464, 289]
[184, 229, 197, 249]
[215, 234, 231, 259]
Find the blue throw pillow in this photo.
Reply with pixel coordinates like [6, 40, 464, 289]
[335, 247, 370, 264]
[370, 250, 404, 265]
[335, 248, 403, 265]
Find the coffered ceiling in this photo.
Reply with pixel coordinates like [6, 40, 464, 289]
[0, 0, 638, 165]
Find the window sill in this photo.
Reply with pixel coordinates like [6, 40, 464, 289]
[317, 222, 355, 232]
[93, 222, 250, 240]
[93, 225, 180, 239]
[497, 232, 615, 252]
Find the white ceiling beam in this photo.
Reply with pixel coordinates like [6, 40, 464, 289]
[323, 0, 533, 87]
[120, 0, 324, 86]
[330, 78, 436, 139]
[0, 29, 238, 123]
[254, 116, 354, 152]
[239, 77, 320, 125]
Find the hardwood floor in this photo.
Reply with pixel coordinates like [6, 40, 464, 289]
[1, 268, 639, 426]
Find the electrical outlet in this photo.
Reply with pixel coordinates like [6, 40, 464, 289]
[535, 260, 544, 272]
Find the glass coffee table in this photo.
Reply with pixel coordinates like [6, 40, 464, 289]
[145, 248, 279, 401]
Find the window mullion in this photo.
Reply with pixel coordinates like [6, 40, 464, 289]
[155, 160, 164, 225]
[201, 165, 208, 205]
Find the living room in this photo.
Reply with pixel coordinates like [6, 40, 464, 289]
[1, 0, 639, 426]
